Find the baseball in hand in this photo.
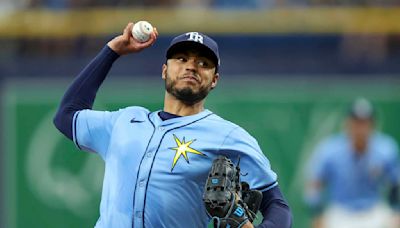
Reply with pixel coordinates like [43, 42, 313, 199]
[131, 21, 154, 43]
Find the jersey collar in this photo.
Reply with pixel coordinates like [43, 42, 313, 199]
[149, 109, 213, 128]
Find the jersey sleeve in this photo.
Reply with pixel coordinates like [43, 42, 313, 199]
[219, 127, 278, 192]
[383, 137, 400, 185]
[73, 109, 124, 159]
[303, 138, 332, 211]
[306, 139, 332, 184]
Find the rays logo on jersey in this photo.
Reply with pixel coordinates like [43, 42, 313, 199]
[169, 134, 206, 171]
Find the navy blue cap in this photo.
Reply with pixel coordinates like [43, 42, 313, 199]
[348, 98, 375, 120]
[166, 32, 220, 69]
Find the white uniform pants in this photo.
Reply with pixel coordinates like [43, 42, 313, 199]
[323, 203, 396, 228]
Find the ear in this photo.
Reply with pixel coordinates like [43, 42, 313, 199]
[162, 63, 167, 80]
[211, 73, 219, 89]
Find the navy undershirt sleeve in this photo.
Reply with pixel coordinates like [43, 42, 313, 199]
[53, 45, 120, 140]
[257, 185, 292, 228]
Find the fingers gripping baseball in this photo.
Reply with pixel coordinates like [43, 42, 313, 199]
[107, 22, 158, 55]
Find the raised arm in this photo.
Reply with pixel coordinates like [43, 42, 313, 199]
[53, 22, 158, 139]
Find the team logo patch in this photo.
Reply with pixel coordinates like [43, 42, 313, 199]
[169, 134, 206, 171]
[186, 32, 204, 44]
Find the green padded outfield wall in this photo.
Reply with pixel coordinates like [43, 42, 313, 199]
[2, 77, 400, 228]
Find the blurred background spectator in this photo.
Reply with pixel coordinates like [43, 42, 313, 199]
[304, 98, 400, 228]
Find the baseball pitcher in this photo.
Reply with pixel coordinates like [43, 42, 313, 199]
[54, 22, 292, 228]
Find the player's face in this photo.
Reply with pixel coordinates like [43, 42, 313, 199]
[346, 117, 373, 152]
[162, 49, 219, 105]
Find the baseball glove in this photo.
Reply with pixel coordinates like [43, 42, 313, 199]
[203, 155, 262, 228]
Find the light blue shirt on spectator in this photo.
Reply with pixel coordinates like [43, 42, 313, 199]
[306, 132, 400, 211]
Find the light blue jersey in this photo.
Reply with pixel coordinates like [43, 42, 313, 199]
[307, 132, 400, 210]
[72, 107, 277, 228]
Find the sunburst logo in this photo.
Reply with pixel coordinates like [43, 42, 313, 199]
[169, 134, 206, 171]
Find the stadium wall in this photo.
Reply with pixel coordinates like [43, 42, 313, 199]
[2, 77, 400, 228]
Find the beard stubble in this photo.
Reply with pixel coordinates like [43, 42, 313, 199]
[165, 73, 212, 106]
